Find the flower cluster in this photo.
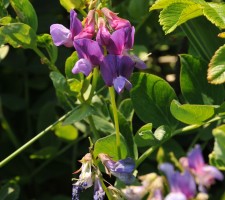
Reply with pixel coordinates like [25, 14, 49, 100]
[122, 145, 224, 200]
[72, 153, 135, 200]
[50, 8, 146, 93]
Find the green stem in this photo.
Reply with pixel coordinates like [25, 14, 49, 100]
[78, 9, 87, 17]
[0, 111, 72, 168]
[109, 87, 121, 159]
[87, 67, 99, 103]
[33, 47, 59, 72]
[88, 115, 100, 141]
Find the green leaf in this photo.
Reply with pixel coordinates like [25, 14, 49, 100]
[37, 34, 58, 64]
[134, 123, 154, 147]
[65, 51, 79, 79]
[0, 182, 20, 200]
[10, 0, 38, 31]
[94, 134, 127, 160]
[203, 3, 225, 29]
[30, 146, 57, 159]
[208, 44, 225, 84]
[118, 98, 134, 122]
[159, 3, 203, 34]
[92, 114, 115, 134]
[180, 54, 224, 104]
[59, 0, 86, 12]
[63, 104, 94, 125]
[54, 123, 78, 141]
[209, 152, 225, 171]
[0, 23, 36, 48]
[210, 125, 225, 167]
[130, 72, 178, 128]
[170, 100, 215, 125]
[150, 0, 205, 11]
[0, 16, 15, 25]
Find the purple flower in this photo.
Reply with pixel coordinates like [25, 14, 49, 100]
[96, 17, 111, 46]
[98, 153, 135, 185]
[160, 163, 196, 200]
[50, 10, 82, 47]
[101, 7, 131, 30]
[72, 38, 104, 76]
[100, 54, 134, 93]
[93, 175, 105, 200]
[187, 145, 224, 192]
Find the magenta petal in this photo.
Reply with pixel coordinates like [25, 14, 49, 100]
[74, 39, 104, 65]
[50, 24, 73, 47]
[188, 145, 205, 171]
[96, 27, 111, 46]
[72, 58, 92, 76]
[70, 10, 82, 38]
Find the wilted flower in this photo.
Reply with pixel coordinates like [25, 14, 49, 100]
[98, 153, 135, 184]
[183, 145, 224, 192]
[72, 153, 93, 200]
[159, 163, 196, 200]
[93, 174, 105, 200]
[50, 10, 82, 47]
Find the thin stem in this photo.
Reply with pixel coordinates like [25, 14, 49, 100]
[88, 115, 100, 141]
[33, 47, 59, 72]
[0, 111, 72, 168]
[87, 67, 99, 103]
[109, 87, 121, 159]
[78, 9, 87, 17]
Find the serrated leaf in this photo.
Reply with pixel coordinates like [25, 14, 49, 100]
[203, 3, 225, 29]
[208, 44, 225, 84]
[63, 104, 94, 125]
[0, 23, 36, 48]
[59, 0, 86, 12]
[54, 122, 78, 141]
[170, 100, 215, 125]
[180, 54, 224, 105]
[150, 0, 205, 11]
[94, 134, 127, 160]
[10, 0, 38, 31]
[159, 3, 203, 34]
[130, 72, 178, 128]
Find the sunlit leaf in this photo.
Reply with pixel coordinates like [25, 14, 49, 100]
[94, 134, 127, 160]
[59, 0, 86, 12]
[208, 44, 225, 84]
[10, 0, 38, 31]
[170, 100, 215, 125]
[0, 23, 36, 48]
[54, 123, 78, 141]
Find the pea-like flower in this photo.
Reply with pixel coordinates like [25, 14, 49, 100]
[98, 153, 135, 185]
[93, 174, 105, 200]
[159, 163, 196, 200]
[96, 17, 111, 46]
[72, 153, 93, 200]
[100, 54, 134, 93]
[72, 38, 104, 76]
[183, 145, 224, 192]
[50, 10, 82, 47]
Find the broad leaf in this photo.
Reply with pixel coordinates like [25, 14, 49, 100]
[54, 122, 78, 141]
[59, 0, 86, 12]
[10, 0, 38, 31]
[135, 123, 154, 147]
[130, 72, 178, 128]
[92, 114, 115, 134]
[208, 44, 225, 84]
[63, 104, 94, 125]
[180, 54, 224, 104]
[159, 3, 203, 34]
[170, 100, 215, 125]
[0, 23, 36, 48]
[203, 3, 225, 29]
[94, 134, 127, 160]
[118, 98, 134, 122]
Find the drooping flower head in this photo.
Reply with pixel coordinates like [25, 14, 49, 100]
[50, 10, 82, 47]
[72, 153, 94, 200]
[185, 145, 224, 192]
[159, 163, 196, 200]
[93, 173, 105, 200]
[98, 153, 136, 185]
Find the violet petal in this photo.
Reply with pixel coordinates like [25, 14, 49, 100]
[70, 10, 82, 38]
[72, 58, 93, 76]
